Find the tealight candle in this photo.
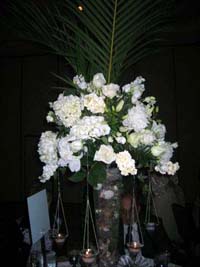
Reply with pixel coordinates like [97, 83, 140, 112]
[127, 241, 141, 253]
[54, 233, 66, 245]
[81, 249, 95, 264]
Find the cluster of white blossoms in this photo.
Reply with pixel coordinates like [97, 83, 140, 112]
[38, 72, 179, 183]
[51, 94, 83, 127]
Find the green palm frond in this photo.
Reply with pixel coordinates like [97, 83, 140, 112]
[3, 0, 174, 82]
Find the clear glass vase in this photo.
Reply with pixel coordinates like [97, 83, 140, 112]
[94, 167, 122, 267]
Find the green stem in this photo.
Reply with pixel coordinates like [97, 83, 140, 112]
[107, 0, 118, 83]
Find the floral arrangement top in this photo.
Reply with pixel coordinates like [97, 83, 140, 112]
[38, 73, 179, 186]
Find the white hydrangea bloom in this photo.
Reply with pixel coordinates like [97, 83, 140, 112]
[102, 83, 119, 99]
[52, 94, 82, 127]
[139, 129, 156, 145]
[122, 103, 149, 132]
[83, 93, 105, 113]
[92, 73, 106, 88]
[39, 164, 58, 183]
[151, 121, 166, 140]
[38, 131, 58, 164]
[73, 74, 87, 90]
[155, 161, 180, 175]
[94, 145, 116, 164]
[115, 151, 137, 176]
[70, 116, 110, 140]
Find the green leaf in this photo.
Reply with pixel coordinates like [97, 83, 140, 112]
[68, 171, 86, 183]
[88, 162, 106, 187]
[4, 0, 174, 82]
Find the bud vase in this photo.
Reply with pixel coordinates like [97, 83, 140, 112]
[94, 167, 122, 267]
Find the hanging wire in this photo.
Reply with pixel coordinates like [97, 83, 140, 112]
[144, 175, 159, 225]
[52, 173, 69, 238]
[82, 147, 99, 252]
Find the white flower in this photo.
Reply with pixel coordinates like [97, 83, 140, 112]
[70, 140, 83, 153]
[108, 136, 114, 143]
[151, 141, 177, 163]
[151, 121, 166, 140]
[52, 94, 82, 127]
[140, 129, 155, 145]
[127, 132, 141, 148]
[102, 83, 119, 99]
[84, 93, 105, 113]
[57, 137, 82, 172]
[46, 111, 54, 123]
[122, 103, 149, 132]
[115, 136, 126, 144]
[115, 151, 137, 176]
[122, 83, 131, 93]
[144, 96, 156, 105]
[92, 73, 106, 88]
[73, 74, 87, 90]
[155, 161, 180, 175]
[122, 77, 145, 101]
[94, 145, 116, 164]
[70, 116, 110, 140]
[100, 190, 114, 199]
[39, 164, 58, 183]
[151, 144, 166, 157]
[38, 131, 58, 164]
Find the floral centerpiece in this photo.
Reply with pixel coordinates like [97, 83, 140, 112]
[38, 72, 179, 186]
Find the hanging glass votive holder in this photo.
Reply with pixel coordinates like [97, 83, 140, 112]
[52, 175, 69, 247]
[144, 176, 159, 232]
[126, 184, 144, 255]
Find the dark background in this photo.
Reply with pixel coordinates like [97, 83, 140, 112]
[0, 0, 199, 233]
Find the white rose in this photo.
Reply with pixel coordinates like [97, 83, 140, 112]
[70, 140, 83, 153]
[127, 132, 141, 148]
[115, 136, 126, 144]
[151, 145, 166, 157]
[102, 83, 119, 99]
[84, 93, 105, 113]
[93, 73, 106, 88]
[73, 74, 87, 90]
[115, 151, 137, 176]
[94, 145, 116, 164]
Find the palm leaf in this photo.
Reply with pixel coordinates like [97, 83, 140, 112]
[2, 0, 174, 82]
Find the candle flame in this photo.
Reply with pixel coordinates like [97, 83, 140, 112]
[77, 5, 83, 11]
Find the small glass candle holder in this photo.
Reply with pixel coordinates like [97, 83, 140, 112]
[80, 248, 98, 265]
[54, 232, 66, 246]
[127, 241, 143, 254]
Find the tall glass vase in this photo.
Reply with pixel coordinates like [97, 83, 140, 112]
[94, 167, 122, 267]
